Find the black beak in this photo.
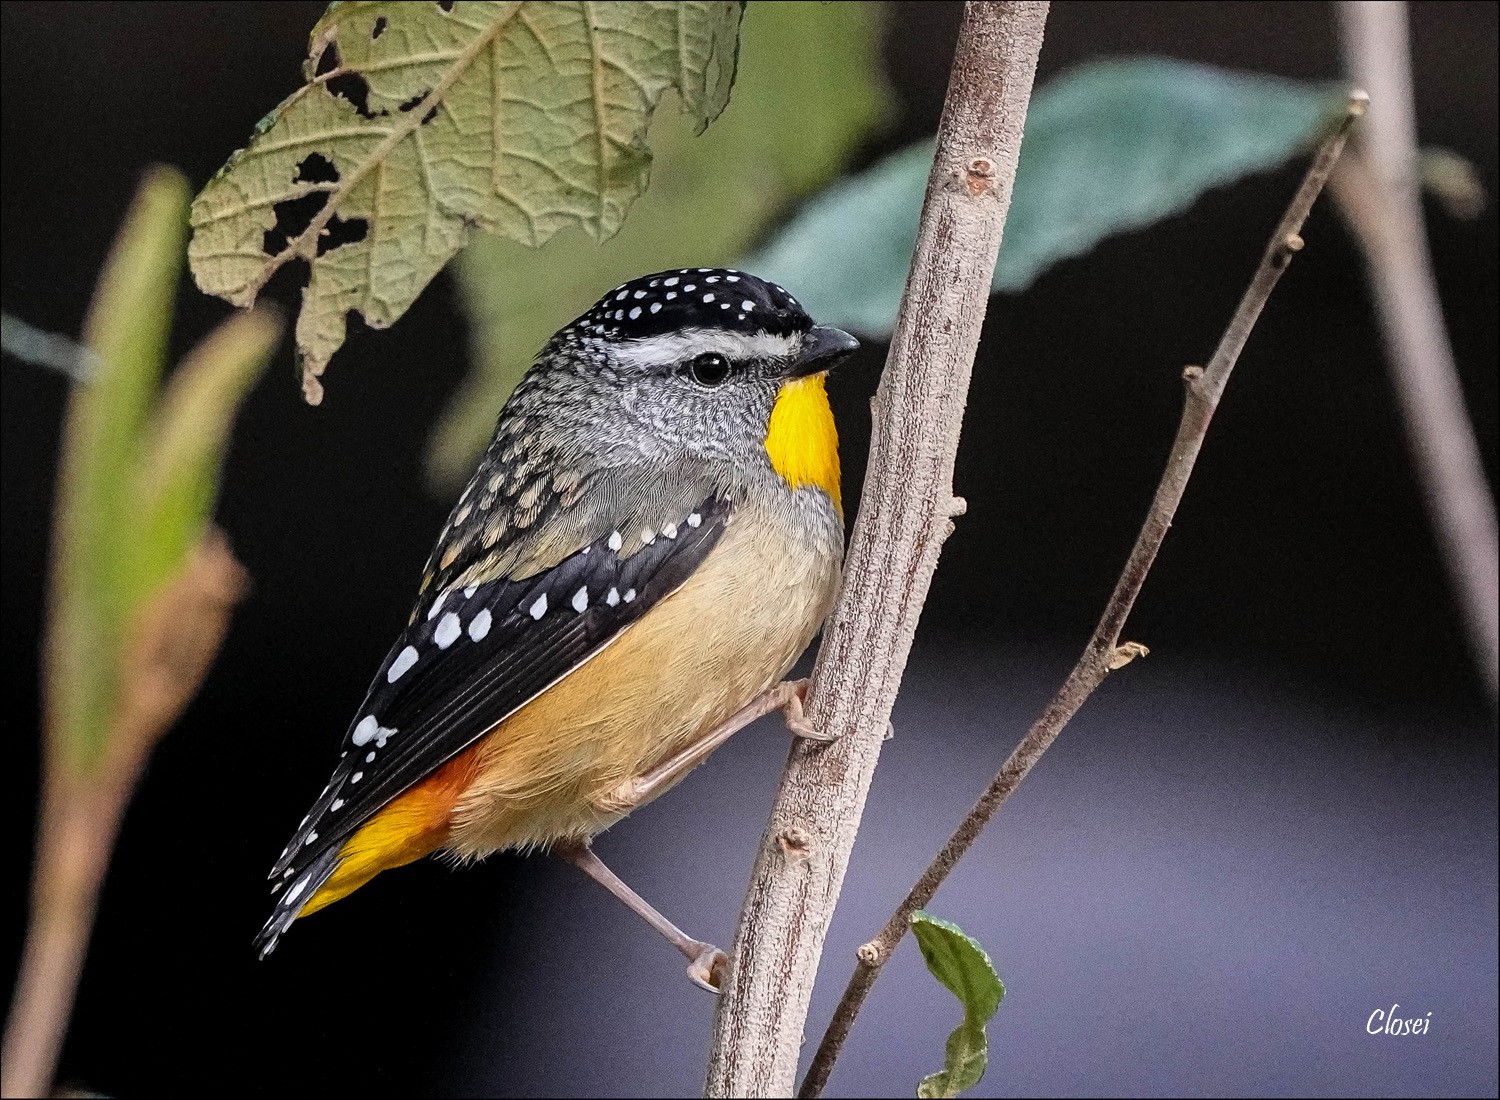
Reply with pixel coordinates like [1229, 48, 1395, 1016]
[789, 325, 860, 377]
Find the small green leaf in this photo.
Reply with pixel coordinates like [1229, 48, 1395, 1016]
[189, 0, 745, 402]
[430, 0, 891, 486]
[746, 58, 1348, 337]
[911, 911, 1004, 1100]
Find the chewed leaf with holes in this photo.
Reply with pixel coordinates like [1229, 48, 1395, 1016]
[189, 1, 744, 402]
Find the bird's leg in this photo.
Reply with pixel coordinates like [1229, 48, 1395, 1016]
[556, 840, 727, 992]
[611, 678, 830, 811]
[565, 680, 828, 992]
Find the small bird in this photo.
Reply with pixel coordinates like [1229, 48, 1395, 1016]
[255, 268, 857, 987]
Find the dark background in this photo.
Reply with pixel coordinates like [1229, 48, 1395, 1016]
[2, 2, 1495, 1096]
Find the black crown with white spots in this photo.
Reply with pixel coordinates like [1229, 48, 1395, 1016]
[559, 268, 811, 344]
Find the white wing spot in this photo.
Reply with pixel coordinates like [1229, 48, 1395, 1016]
[649, 303, 661, 314]
[426, 592, 447, 620]
[305, 831, 318, 845]
[706, 275, 720, 283]
[742, 300, 755, 311]
[615, 290, 628, 300]
[606, 587, 620, 606]
[435, 612, 462, 649]
[662, 522, 677, 539]
[629, 306, 641, 320]
[624, 588, 637, 603]
[687, 512, 702, 527]
[464, 584, 478, 597]
[468, 608, 492, 641]
[663, 277, 678, 286]
[640, 527, 656, 545]
[725, 274, 740, 282]
[571, 586, 589, 613]
[702, 293, 715, 303]
[608, 531, 623, 551]
[285, 878, 308, 904]
[684, 284, 696, 292]
[633, 289, 647, 299]
[331, 799, 344, 811]
[352, 715, 380, 746]
[351, 772, 363, 783]
[528, 593, 548, 620]
[388, 646, 418, 682]
[365, 751, 376, 763]
[665, 291, 677, 300]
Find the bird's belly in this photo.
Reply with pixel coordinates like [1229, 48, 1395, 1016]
[444, 504, 840, 857]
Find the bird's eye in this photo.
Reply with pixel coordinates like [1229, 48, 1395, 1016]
[688, 352, 732, 387]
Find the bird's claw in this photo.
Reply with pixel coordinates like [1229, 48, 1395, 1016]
[780, 679, 835, 742]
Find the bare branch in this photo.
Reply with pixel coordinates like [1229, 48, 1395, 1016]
[704, 4, 1050, 1095]
[1332, 0, 1498, 701]
[797, 94, 1367, 1100]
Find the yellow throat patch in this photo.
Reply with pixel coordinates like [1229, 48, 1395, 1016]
[765, 373, 841, 510]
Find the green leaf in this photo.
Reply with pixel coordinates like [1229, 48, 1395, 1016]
[910, 911, 1004, 1100]
[130, 309, 282, 601]
[431, 0, 891, 487]
[745, 58, 1348, 337]
[189, 0, 745, 403]
[50, 167, 190, 768]
[47, 169, 282, 772]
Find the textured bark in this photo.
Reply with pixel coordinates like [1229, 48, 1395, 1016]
[703, 4, 1050, 1095]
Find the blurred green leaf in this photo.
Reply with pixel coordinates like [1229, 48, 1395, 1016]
[189, 0, 745, 403]
[746, 58, 1348, 337]
[131, 309, 282, 600]
[911, 911, 1004, 1100]
[50, 167, 190, 768]
[46, 169, 280, 770]
[432, 0, 892, 487]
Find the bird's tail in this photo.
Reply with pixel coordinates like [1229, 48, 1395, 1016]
[254, 846, 340, 958]
[254, 774, 464, 957]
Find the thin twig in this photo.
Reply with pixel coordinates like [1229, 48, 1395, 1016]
[797, 93, 1368, 1100]
[1333, 1, 1497, 701]
[704, 4, 1050, 1096]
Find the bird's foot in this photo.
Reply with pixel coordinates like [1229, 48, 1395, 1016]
[779, 678, 833, 742]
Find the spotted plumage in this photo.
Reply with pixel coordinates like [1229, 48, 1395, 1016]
[256, 269, 856, 961]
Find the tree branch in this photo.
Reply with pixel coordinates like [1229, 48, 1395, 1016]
[797, 92, 1367, 1100]
[1332, 0, 1497, 701]
[703, 4, 1050, 1095]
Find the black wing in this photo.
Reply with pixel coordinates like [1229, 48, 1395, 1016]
[256, 493, 730, 954]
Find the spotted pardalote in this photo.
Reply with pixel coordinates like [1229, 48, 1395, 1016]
[256, 269, 857, 987]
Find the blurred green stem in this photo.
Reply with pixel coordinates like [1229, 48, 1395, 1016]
[3, 760, 140, 1098]
[2, 533, 249, 1098]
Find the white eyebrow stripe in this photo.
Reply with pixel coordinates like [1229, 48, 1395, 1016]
[608, 327, 801, 370]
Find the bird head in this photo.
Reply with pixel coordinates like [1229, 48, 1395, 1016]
[528, 269, 858, 475]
